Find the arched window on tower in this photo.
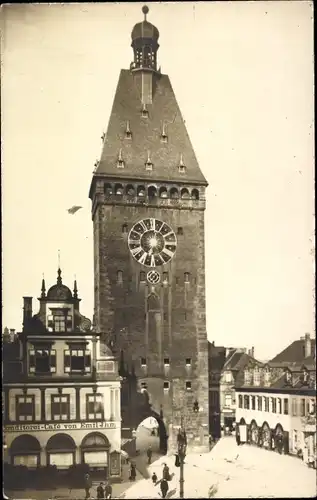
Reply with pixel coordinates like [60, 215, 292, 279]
[104, 183, 113, 197]
[191, 189, 199, 200]
[181, 188, 190, 199]
[148, 186, 157, 198]
[115, 184, 123, 196]
[170, 188, 179, 199]
[137, 186, 146, 198]
[159, 187, 168, 198]
[126, 184, 135, 196]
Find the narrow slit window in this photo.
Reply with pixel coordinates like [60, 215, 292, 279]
[117, 270, 123, 283]
[122, 223, 128, 234]
[186, 381, 192, 391]
[163, 381, 170, 390]
[141, 357, 147, 367]
[140, 272, 146, 282]
[164, 358, 170, 366]
[186, 358, 192, 366]
[177, 227, 183, 235]
[184, 272, 190, 283]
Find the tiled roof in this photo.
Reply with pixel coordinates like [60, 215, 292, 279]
[93, 69, 207, 185]
[270, 338, 316, 364]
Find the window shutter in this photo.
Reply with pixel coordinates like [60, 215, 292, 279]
[85, 351, 91, 372]
[64, 351, 70, 372]
[29, 351, 35, 373]
[66, 316, 72, 329]
[50, 350, 57, 372]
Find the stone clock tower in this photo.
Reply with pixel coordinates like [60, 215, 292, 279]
[89, 6, 209, 453]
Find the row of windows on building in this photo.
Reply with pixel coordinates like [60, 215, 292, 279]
[13, 393, 108, 422]
[28, 349, 91, 374]
[116, 271, 193, 284]
[238, 394, 316, 417]
[104, 183, 200, 201]
[141, 380, 193, 391]
[140, 357, 192, 367]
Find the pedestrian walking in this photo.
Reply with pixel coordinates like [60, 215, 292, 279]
[147, 445, 153, 464]
[162, 463, 170, 481]
[104, 481, 112, 499]
[160, 478, 169, 499]
[97, 482, 104, 500]
[129, 463, 136, 481]
[236, 430, 241, 446]
[84, 473, 92, 499]
[152, 472, 158, 484]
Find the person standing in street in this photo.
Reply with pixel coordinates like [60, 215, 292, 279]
[104, 481, 112, 499]
[97, 482, 104, 500]
[84, 473, 92, 499]
[160, 478, 169, 499]
[162, 463, 170, 481]
[151, 472, 158, 484]
[130, 463, 136, 481]
[147, 445, 153, 464]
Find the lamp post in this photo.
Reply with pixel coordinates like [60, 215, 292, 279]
[177, 418, 187, 499]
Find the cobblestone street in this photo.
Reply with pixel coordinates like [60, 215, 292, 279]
[6, 437, 316, 499]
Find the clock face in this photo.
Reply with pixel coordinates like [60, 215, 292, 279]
[128, 218, 177, 267]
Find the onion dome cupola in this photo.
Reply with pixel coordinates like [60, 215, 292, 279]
[46, 268, 73, 301]
[131, 5, 159, 72]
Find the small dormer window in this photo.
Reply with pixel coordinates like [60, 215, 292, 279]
[161, 123, 168, 143]
[285, 370, 292, 383]
[145, 151, 153, 171]
[141, 104, 148, 118]
[178, 154, 186, 173]
[125, 121, 132, 139]
[303, 370, 309, 383]
[117, 149, 125, 168]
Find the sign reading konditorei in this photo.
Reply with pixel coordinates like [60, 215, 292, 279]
[5, 421, 118, 433]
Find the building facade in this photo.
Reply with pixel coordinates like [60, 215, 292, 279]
[235, 338, 316, 467]
[3, 270, 122, 479]
[208, 343, 260, 438]
[89, 6, 209, 452]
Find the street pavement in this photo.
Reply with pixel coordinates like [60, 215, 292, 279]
[5, 436, 316, 499]
[120, 436, 317, 499]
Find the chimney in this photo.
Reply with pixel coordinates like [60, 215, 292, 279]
[9, 329, 15, 341]
[23, 297, 33, 329]
[251, 346, 255, 358]
[304, 333, 311, 358]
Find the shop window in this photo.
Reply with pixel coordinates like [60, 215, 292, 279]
[164, 358, 170, 366]
[86, 393, 104, 420]
[16, 395, 34, 421]
[51, 394, 70, 421]
[64, 349, 91, 373]
[243, 395, 250, 409]
[141, 357, 147, 367]
[257, 396, 262, 411]
[29, 349, 56, 374]
[186, 381, 192, 391]
[271, 398, 277, 413]
[238, 395, 243, 408]
[300, 398, 306, 417]
[163, 381, 170, 390]
[186, 358, 192, 366]
[283, 398, 289, 415]
[251, 396, 256, 410]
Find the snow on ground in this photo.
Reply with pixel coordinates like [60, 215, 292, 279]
[121, 437, 317, 498]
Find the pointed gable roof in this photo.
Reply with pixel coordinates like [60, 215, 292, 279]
[92, 70, 207, 186]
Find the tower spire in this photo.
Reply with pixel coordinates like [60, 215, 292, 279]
[73, 275, 78, 299]
[41, 274, 46, 298]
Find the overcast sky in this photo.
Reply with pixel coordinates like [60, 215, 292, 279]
[2, 2, 314, 360]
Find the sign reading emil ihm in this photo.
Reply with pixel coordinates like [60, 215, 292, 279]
[5, 421, 118, 433]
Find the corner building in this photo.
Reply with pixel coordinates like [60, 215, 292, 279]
[89, 7, 209, 452]
[3, 270, 122, 479]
